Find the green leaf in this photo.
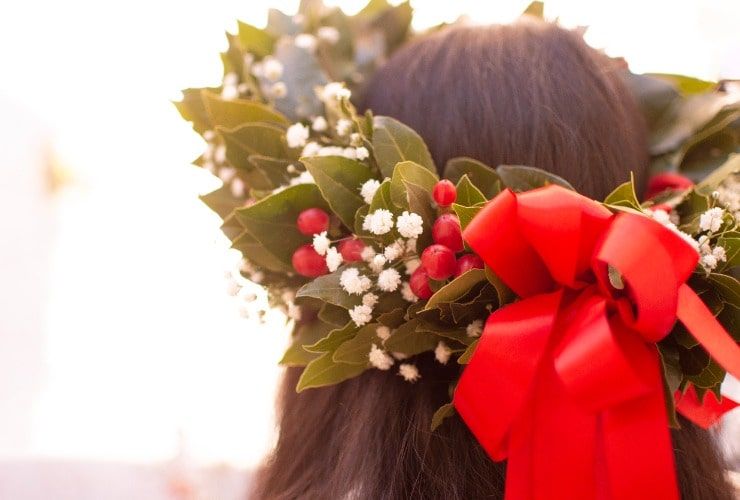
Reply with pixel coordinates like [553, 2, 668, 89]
[295, 267, 365, 310]
[296, 351, 367, 391]
[717, 232, 740, 270]
[318, 303, 350, 327]
[649, 73, 716, 96]
[425, 269, 488, 311]
[272, 39, 327, 120]
[522, 1, 544, 18]
[485, 266, 515, 305]
[303, 156, 375, 228]
[657, 344, 682, 428]
[237, 21, 275, 58]
[430, 402, 456, 431]
[218, 123, 290, 167]
[202, 91, 290, 128]
[266, 8, 302, 37]
[452, 203, 485, 231]
[455, 175, 487, 206]
[443, 157, 501, 198]
[383, 319, 438, 355]
[305, 321, 358, 353]
[247, 155, 292, 189]
[333, 323, 381, 364]
[496, 165, 575, 192]
[377, 307, 406, 328]
[280, 320, 334, 366]
[372, 116, 435, 177]
[390, 160, 438, 208]
[235, 184, 328, 267]
[175, 87, 219, 134]
[200, 184, 242, 219]
[708, 272, 740, 304]
[232, 230, 293, 273]
[603, 174, 641, 209]
[458, 339, 479, 364]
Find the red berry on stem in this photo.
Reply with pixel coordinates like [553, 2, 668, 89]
[433, 180, 457, 207]
[296, 208, 330, 235]
[338, 238, 365, 262]
[292, 244, 328, 277]
[421, 244, 457, 280]
[409, 267, 433, 299]
[432, 213, 464, 252]
[455, 253, 484, 276]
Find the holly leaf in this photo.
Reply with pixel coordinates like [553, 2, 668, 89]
[455, 175, 487, 206]
[443, 157, 501, 198]
[303, 156, 375, 228]
[372, 116, 435, 177]
[430, 402, 456, 431]
[235, 183, 328, 267]
[496, 165, 575, 192]
[333, 323, 381, 364]
[295, 267, 364, 310]
[296, 351, 367, 391]
[202, 91, 289, 128]
[425, 269, 487, 311]
[218, 123, 290, 167]
[452, 203, 485, 230]
[383, 319, 438, 355]
[280, 320, 334, 366]
[237, 21, 275, 58]
[457, 338, 479, 364]
[389, 160, 438, 208]
[175, 87, 219, 134]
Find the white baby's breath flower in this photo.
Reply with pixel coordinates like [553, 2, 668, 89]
[287, 164, 298, 174]
[336, 118, 353, 136]
[355, 146, 370, 160]
[203, 130, 215, 142]
[270, 81, 288, 98]
[699, 207, 725, 233]
[287, 302, 302, 321]
[325, 247, 343, 272]
[369, 254, 387, 274]
[376, 325, 391, 341]
[398, 363, 420, 382]
[401, 281, 418, 303]
[312, 232, 330, 255]
[318, 146, 343, 156]
[218, 165, 235, 182]
[392, 352, 409, 360]
[294, 33, 317, 51]
[676, 229, 700, 253]
[341, 147, 358, 160]
[396, 211, 424, 238]
[340, 268, 372, 295]
[365, 209, 394, 235]
[349, 304, 373, 326]
[466, 319, 484, 338]
[317, 26, 340, 44]
[701, 253, 718, 271]
[383, 240, 405, 262]
[362, 293, 379, 307]
[289, 170, 315, 185]
[214, 145, 227, 165]
[320, 82, 351, 101]
[434, 341, 452, 365]
[349, 133, 362, 146]
[360, 179, 381, 204]
[230, 178, 246, 197]
[286, 123, 310, 148]
[713, 246, 727, 262]
[378, 268, 402, 292]
[311, 116, 328, 132]
[360, 246, 377, 262]
[404, 258, 421, 275]
[262, 57, 284, 81]
[369, 344, 394, 370]
[650, 209, 672, 226]
[301, 141, 322, 157]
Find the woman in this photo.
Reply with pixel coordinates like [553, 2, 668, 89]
[250, 20, 735, 500]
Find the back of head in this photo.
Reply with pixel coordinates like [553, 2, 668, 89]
[251, 20, 733, 500]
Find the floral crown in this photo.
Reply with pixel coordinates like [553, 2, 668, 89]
[177, 1, 740, 497]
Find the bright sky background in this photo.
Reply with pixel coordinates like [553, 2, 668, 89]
[0, 0, 738, 469]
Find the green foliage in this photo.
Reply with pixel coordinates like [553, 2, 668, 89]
[383, 319, 439, 355]
[280, 320, 334, 366]
[218, 123, 290, 166]
[430, 402, 456, 431]
[372, 116, 436, 177]
[202, 91, 290, 128]
[333, 323, 380, 364]
[455, 175, 487, 206]
[603, 174, 641, 210]
[296, 267, 363, 309]
[425, 269, 487, 311]
[452, 203, 484, 230]
[496, 165, 575, 192]
[457, 339, 479, 364]
[443, 157, 501, 198]
[237, 21, 275, 58]
[296, 351, 368, 391]
[273, 39, 327, 120]
[303, 156, 375, 228]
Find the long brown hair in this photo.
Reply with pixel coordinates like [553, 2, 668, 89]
[251, 20, 734, 499]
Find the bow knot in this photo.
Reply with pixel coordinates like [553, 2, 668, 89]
[453, 185, 740, 500]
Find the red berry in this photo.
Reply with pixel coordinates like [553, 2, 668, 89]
[432, 213, 464, 252]
[338, 238, 365, 262]
[292, 244, 328, 277]
[455, 254, 484, 276]
[433, 180, 457, 207]
[421, 244, 457, 280]
[296, 208, 330, 235]
[409, 267, 433, 299]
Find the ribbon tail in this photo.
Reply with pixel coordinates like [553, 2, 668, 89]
[675, 384, 740, 429]
[677, 284, 740, 379]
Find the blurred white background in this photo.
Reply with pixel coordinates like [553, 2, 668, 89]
[0, 0, 738, 498]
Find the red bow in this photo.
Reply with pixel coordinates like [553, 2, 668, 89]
[453, 185, 740, 500]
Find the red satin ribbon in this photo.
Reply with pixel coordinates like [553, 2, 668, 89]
[453, 185, 740, 500]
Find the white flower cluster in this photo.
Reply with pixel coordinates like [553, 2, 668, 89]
[398, 363, 420, 382]
[300, 142, 369, 161]
[360, 179, 381, 204]
[248, 56, 288, 99]
[698, 235, 727, 272]
[466, 319, 484, 338]
[340, 268, 372, 295]
[396, 211, 424, 238]
[319, 82, 351, 102]
[368, 344, 394, 370]
[286, 123, 310, 148]
[434, 341, 452, 365]
[363, 209, 394, 235]
[716, 180, 740, 218]
[699, 207, 725, 233]
[648, 208, 699, 253]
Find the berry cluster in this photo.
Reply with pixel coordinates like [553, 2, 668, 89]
[410, 180, 484, 299]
